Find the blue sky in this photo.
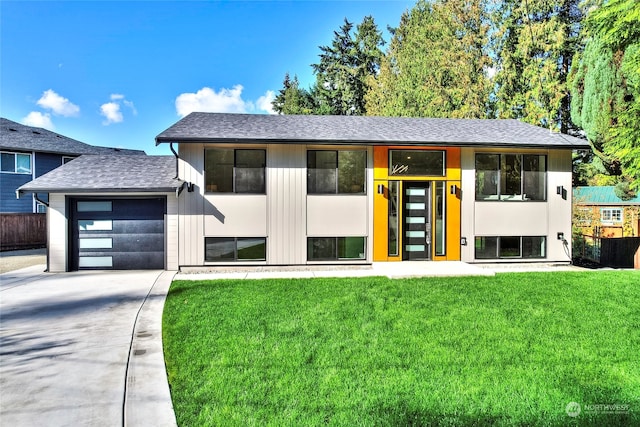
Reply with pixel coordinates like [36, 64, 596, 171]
[1, 1, 413, 155]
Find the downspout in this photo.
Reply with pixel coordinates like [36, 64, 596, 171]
[170, 142, 179, 179]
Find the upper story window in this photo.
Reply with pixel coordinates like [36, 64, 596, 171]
[1, 152, 31, 174]
[475, 153, 546, 201]
[389, 150, 445, 176]
[307, 150, 366, 194]
[600, 208, 622, 223]
[205, 149, 266, 193]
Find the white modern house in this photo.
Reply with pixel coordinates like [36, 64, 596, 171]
[18, 113, 588, 271]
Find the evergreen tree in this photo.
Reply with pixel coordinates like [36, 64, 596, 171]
[312, 16, 385, 115]
[569, 0, 640, 193]
[493, 0, 583, 133]
[272, 73, 315, 115]
[365, 0, 492, 118]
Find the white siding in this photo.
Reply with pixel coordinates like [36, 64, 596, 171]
[166, 194, 179, 271]
[307, 195, 368, 236]
[177, 144, 204, 266]
[204, 195, 267, 236]
[48, 193, 68, 272]
[266, 144, 307, 264]
[461, 148, 573, 263]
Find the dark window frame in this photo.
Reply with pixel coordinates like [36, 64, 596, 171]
[307, 150, 367, 195]
[474, 236, 547, 260]
[475, 153, 547, 201]
[388, 150, 446, 176]
[205, 237, 267, 262]
[307, 237, 367, 261]
[204, 148, 266, 194]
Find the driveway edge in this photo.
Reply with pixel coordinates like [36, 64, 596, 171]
[124, 270, 178, 427]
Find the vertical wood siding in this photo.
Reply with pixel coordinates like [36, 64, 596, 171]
[267, 144, 307, 264]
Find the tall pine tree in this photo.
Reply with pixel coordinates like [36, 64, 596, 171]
[365, 0, 492, 118]
[493, 0, 583, 133]
[312, 16, 385, 115]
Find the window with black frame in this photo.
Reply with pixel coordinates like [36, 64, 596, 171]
[475, 153, 546, 201]
[307, 150, 366, 194]
[205, 149, 266, 193]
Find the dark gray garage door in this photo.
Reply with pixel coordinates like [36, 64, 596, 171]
[69, 197, 166, 270]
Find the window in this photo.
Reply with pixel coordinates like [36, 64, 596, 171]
[475, 154, 546, 201]
[389, 150, 445, 176]
[205, 237, 266, 261]
[601, 208, 622, 223]
[475, 236, 546, 259]
[205, 149, 266, 193]
[1, 152, 31, 174]
[307, 237, 366, 261]
[62, 156, 75, 164]
[307, 150, 366, 194]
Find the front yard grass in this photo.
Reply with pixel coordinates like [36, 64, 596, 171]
[163, 271, 640, 426]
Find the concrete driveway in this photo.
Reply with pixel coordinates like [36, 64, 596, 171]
[0, 265, 176, 427]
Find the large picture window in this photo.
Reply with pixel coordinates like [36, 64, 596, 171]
[205, 149, 266, 193]
[205, 237, 266, 261]
[389, 150, 445, 176]
[475, 154, 546, 201]
[475, 236, 546, 259]
[307, 150, 366, 194]
[1, 152, 31, 174]
[307, 237, 366, 261]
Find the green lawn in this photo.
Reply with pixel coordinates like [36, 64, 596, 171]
[163, 271, 640, 426]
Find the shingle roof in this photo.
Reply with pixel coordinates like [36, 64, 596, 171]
[1, 117, 145, 156]
[156, 112, 590, 148]
[573, 186, 640, 205]
[17, 155, 182, 193]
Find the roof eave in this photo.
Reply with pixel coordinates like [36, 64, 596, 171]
[155, 137, 589, 149]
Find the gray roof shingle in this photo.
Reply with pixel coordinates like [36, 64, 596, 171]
[18, 155, 182, 193]
[155, 112, 590, 148]
[1, 117, 145, 155]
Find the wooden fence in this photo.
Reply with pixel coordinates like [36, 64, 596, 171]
[0, 213, 46, 251]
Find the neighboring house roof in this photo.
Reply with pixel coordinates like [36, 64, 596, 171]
[574, 186, 640, 205]
[17, 155, 182, 194]
[155, 112, 590, 148]
[1, 117, 145, 156]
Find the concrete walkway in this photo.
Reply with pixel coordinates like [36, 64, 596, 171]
[0, 266, 177, 427]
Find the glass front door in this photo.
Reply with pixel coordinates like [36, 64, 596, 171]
[403, 182, 431, 260]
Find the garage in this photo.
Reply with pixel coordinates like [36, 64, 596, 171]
[68, 197, 166, 270]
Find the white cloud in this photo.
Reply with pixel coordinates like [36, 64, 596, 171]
[22, 112, 55, 130]
[256, 90, 276, 115]
[36, 89, 80, 117]
[100, 94, 136, 124]
[100, 102, 123, 125]
[123, 99, 138, 115]
[175, 85, 246, 117]
[175, 85, 277, 117]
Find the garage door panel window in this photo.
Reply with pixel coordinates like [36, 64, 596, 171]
[79, 220, 113, 231]
[77, 201, 112, 212]
[205, 237, 267, 262]
[79, 238, 113, 249]
[205, 149, 266, 193]
[78, 256, 113, 268]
